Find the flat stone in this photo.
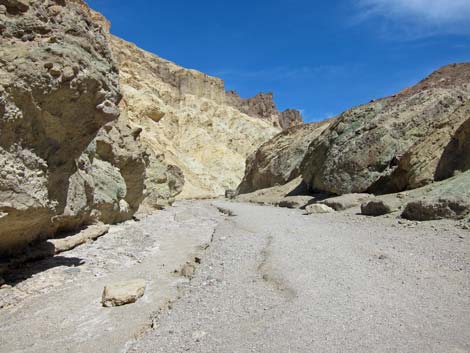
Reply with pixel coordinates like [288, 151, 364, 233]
[102, 279, 147, 307]
[320, 193, 374, 211]
[278, 196, 314, 209]
[305, 203, 335, 214]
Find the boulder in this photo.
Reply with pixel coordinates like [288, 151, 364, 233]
[301, 64, 470, 195]
[237, 120, 334, 195]
[102, 279, 147, 307]
[402, 198, 470, 221]
[88, 118, 148, 224]
[395, 170, 470, 221]
[305, 204, 335, 214]
[320, 194, 374, 211]
[361, 199, 399, 216]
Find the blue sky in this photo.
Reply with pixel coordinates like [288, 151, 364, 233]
[87, 0, 470, 122]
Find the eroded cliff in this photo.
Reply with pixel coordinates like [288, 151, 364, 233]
[0, 0, 148, 255]
[301, 63, 470, 195]
[111, 36, 296, 199]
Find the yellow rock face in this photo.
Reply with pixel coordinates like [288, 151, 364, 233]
[111, 37, 281, 199]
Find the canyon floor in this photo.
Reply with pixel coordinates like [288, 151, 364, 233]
[1, 201, 469, 353]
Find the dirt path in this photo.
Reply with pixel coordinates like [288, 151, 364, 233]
[1, 201, 469, 353]
[0, 201, 223, 353]
[129, 201, 470, 353]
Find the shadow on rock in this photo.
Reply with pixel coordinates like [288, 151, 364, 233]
[1, 255, 85, 286]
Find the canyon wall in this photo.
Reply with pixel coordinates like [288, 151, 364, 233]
[0, 0, 147, 255]
[301, 63, 470, 195]
[111, 36, 299, 199]
[0, 1, 302, 254]
[237, 63, 470, 202]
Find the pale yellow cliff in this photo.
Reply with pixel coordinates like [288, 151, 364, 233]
[111, 36, 281, 199]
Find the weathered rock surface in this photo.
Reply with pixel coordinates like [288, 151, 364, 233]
[0, 1, 147, 255]
[402, 198, 470, 221]
[234, 177, 310, 205]
[301, 63, 470, 195]
[89, 117, 148, 224]
[142, 151, 184, 211]
[226, 91, 303, 129]
[361, 199, 399, 216]
[278, 196, 314, 209]
[111, 36, 289, 199]
[237, 120, 333, 195]
[400, 170, 470, 221]
[305, 203, 335, 214]
[102, 279, 147, 307]
[320, 193, 374, 211]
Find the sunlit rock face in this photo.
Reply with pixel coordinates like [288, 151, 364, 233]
[301, 63, 470, 195]
[236, 119, 334, 195]
[111, 36, 299, 199]
[0, 0, 148, 255]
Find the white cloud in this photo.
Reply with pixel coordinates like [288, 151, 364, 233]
[356, 0, 470, 36]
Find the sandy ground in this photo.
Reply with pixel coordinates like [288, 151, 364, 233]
[1, 201, 469, 353]
[0, 201, 222, 353]
[129, 201, 470, 353]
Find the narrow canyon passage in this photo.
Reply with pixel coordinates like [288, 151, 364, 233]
[129, 201, 470, 353]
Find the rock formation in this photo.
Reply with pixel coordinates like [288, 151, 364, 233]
[0, 0, 148, 255]
[236, 119, 333, 195]
[236, 63, 470, 223]
[225, 91, 303, 129]
[401, 170, 470, 221]
[301, 63, 470, 195]
[111, 36, 294, 199]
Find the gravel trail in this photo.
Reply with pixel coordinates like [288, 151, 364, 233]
[129, 201, 470, 353]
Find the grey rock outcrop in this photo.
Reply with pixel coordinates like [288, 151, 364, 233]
[0, 1, 147, 255]
[301, 63, 470, 195]
[237, 120, 333, 195]
[402, 198, 470, 221]
[400, 170, 470, 221]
